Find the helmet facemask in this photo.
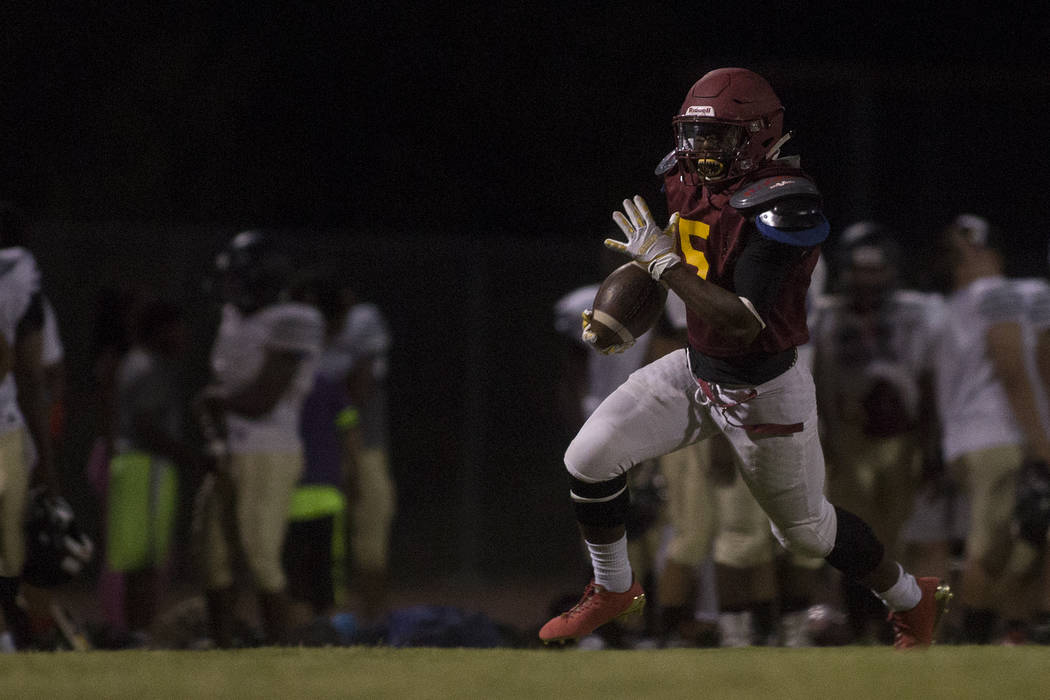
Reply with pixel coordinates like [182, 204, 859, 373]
[670, 68, 786, 185]
[672, 118, 754, 183]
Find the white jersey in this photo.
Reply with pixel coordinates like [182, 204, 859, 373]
[935, 275, 1047, 462]
[210, 301, 324, 453]
[811, 288, 945, 424]
[554, 284, 687, 417]
[315, 302, 392, 448]
[0, 247, 41, 435]
[316, 302, 392, 382]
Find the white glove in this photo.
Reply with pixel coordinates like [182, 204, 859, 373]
[581, 309, 634, 355]
[605, 195, 681, 280]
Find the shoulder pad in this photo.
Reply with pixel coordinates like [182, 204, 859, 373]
[733, 175, 827, 246]
[730, 175, 821, 213]
[655, 149, 677, 176]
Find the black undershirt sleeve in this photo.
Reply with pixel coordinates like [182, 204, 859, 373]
[733, 229, 812, 320]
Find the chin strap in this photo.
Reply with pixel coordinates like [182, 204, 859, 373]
[764, 131, 793, 160]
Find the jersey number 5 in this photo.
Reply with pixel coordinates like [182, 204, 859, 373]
[678, 218, 710, 280]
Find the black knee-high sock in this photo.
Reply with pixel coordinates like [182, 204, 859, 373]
[0, 577, 29, 647]
[961, 607, 997, 645]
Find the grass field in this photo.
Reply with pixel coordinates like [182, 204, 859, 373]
[2, 646, 1049, 699]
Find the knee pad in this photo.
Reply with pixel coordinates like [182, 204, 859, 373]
[569, 473, 630, 528]
[770, 501, 837, 560]
[564, 422, 628, 484]
[824, 506, 885, 580]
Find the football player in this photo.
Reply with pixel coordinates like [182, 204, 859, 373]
[107, 299, 196, 647]
[810, 221, 946, 642]
[196, 231, 324, 646]
[314, 282, 396, 626]
[540, 68, 950, 649]
[933, 215, 1050, 644]
[0, 202, 59, 650]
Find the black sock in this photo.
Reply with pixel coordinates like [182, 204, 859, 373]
[0, 577, 29, 647]
[961, 607, 997, 645]
[780, 595, 810, 615]
[1030, 611, 1050, 644]
[841, 578, 883, 639]
[660, 605, 689, 637]
[751, 601, 776, 645]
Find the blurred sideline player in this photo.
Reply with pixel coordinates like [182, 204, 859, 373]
[107, 300, 197, 646]
[0, 203, 61, 650]
[315, 283, 395, 625]
[810, 221, 946, 642]
[934, 214, 1050, 643]
[12, 294, 72, 647]
[283, 272, 363, 624]
[196, 231, 324, 646]
[1025, 240, 1050, 643]
[540, 67, 950, 650]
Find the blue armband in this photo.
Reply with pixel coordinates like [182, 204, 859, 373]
[755, 213, 829, 247]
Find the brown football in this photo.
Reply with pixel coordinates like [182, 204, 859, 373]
[589, 261, 667, 350]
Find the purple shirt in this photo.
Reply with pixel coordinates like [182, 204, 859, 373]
[298, 373, 352, 486]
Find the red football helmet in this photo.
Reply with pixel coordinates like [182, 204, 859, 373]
[672, 68, 785, 184]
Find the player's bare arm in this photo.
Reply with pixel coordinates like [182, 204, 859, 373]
[205, 348, 305, 419]
[987, 320, 1050, 463]
[660, 263, 763, 346]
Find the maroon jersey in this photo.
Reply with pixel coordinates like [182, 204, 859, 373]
[664, 163, 819, 358]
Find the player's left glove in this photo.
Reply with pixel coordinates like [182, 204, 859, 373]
[581, 308, 634, 354]
[605, 195, 681, 281]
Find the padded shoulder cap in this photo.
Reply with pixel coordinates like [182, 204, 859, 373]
[732, 174, 828, 246]
[730, 175, 821, 212]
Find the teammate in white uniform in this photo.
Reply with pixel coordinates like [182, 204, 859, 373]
[934, 214, 1050, 643]
[315, 293, 396, 624]
[811, 222, 946, 642]
[197, 231, 323, 646]
[0, 210, 55, 649]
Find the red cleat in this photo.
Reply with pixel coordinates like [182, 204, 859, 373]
[539, 580, 646, 644]
[889, 577, 952, 649]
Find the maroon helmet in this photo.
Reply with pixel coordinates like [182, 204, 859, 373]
[672, 68, 785, 184]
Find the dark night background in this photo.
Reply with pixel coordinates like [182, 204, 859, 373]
[2, 6, 1049, 585]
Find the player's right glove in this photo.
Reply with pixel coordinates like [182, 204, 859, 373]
[605, 195, 681, 281]
[581, 308, 634, 355]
